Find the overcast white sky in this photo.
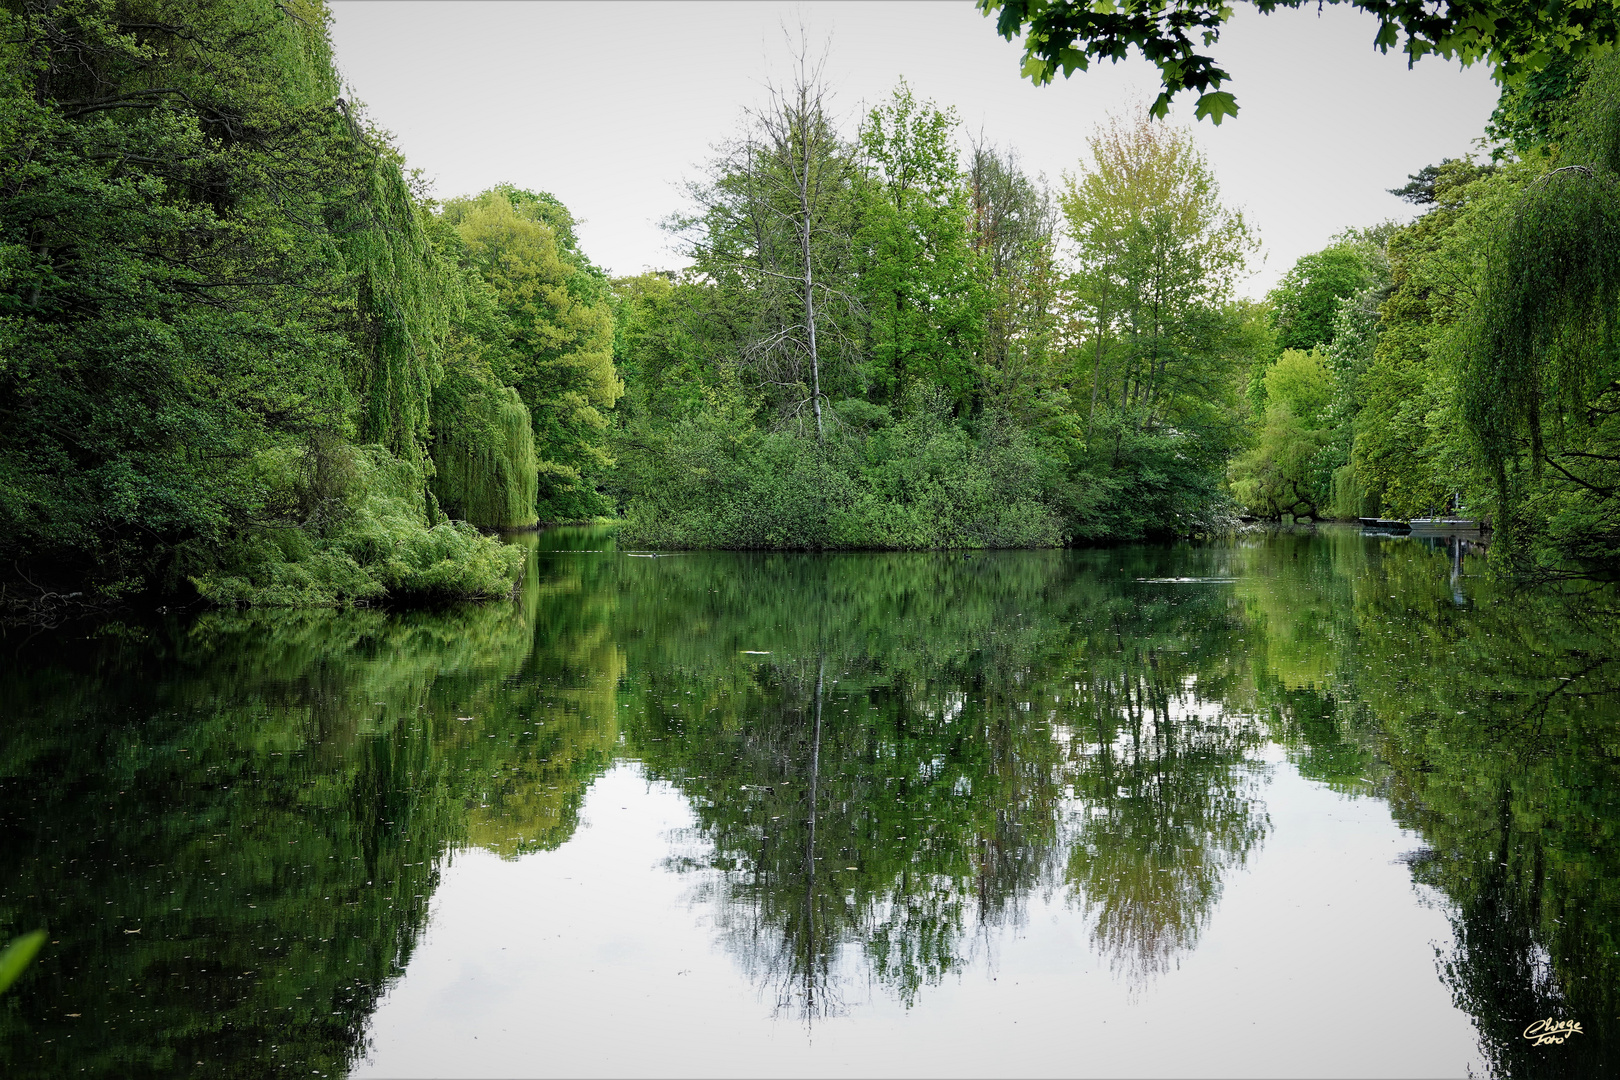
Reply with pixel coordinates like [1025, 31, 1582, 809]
[328, 0, 1500, 298]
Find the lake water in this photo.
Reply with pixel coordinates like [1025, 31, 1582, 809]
[1, 528, 1614, 1077]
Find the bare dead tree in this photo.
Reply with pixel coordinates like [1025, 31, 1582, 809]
[671, 29, 862, 441]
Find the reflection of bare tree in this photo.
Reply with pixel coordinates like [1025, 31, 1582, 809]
[675, 656, 846, 1020]
[803, 657, 825, 1011]
[1063, 650, 1271, 985]
[655, 653, 1069, 1020]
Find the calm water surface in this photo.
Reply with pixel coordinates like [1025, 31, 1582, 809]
[2, 528, 1615, 1077]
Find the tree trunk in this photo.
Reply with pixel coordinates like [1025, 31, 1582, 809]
[802, 654, 824, 1007]
[802, 178, 824, 442]
[1087, 273, 1110, 439]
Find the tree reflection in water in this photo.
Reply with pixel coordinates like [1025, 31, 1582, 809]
[0, 529, 624, 1077]
[1234, 530, 1620, 1077]
[1064, 698, 1269, 983]
[622, 545, 1266, 1015]
[644, 649, 1071, 1018]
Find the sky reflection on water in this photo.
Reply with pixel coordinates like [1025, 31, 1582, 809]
[354, 758, 1477, 1078]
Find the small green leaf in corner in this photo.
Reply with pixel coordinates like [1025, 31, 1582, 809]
[0, 930, 47, 995]
[1194, 91, 1239, 125]
[1021, 55, 1054, 84]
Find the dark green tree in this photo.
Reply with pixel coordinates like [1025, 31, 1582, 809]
[0, 0, 522, 604]
[855, 82, 985, 408]
[967, 141, 1065, 427]
[1268, 239, 1384, 352]
[1463, 53, 1620, 576]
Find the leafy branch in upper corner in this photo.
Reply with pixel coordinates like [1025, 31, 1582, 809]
[977, 0, 1620, 124]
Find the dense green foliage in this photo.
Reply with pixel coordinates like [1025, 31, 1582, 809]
[430, 376, 539, 531]
[855, 82, 985, 406]
[1222, 53, 1620, 578]
[1228, 348, 1333, 519]
[0, 0, 626, 607]
[1057, 109, 1257, 539]
[1463, 57, 1620, 577]
[615, 86, 1264, 549]
[613, 47, 1619, 572]
[975, 6, 1620, 576]
[618, 393, 1062, 550]
[436, 186, 621, 522]
[1267, 235, 1389, 352]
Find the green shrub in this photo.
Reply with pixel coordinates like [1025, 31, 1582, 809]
[619, 406, 1061, 550]
[1059, 412, 1237, 541]
[193, 445, 524, 606]
[1229, 403, 1331, 519]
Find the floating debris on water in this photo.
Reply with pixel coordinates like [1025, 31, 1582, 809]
[1135, 577, 1239, 584]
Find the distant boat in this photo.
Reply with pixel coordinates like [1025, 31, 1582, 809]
[1359, 517, 1411, 532]
[1408, 518, 1483, 535]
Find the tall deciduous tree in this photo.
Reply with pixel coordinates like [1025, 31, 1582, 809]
[1057, 109, 1260, 538]
[855, 81, 983, 407]
[439, 187, 621, 521]
[1354, 162, 1508, 520]
[1062, 109, 1254, 433]
[968, 141, 1063, 426]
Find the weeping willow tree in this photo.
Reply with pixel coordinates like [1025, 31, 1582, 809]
[431, 370, 540, 528]
[1463, 54, 1620, 576]
[339, 142, 457, 478]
